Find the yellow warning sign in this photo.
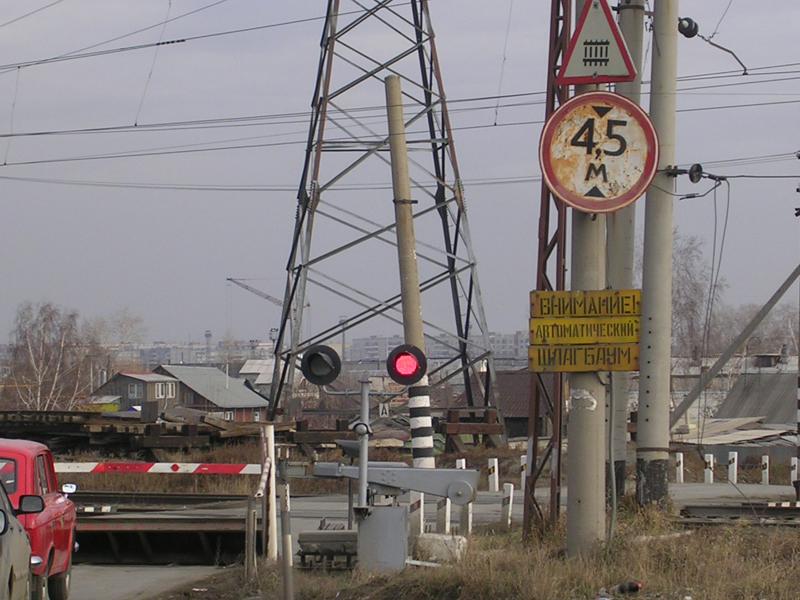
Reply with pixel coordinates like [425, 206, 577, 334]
[528, 344, 639, 373]
[530, 316, 640, 345]
[530, 289, 640, 318]
[528, 289, 641, 372]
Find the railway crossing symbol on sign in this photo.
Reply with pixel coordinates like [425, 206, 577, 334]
[539, 91, 658, 214]
[556, 0, 636, 85]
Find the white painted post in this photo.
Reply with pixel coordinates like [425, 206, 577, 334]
[266, 424, 278, 561]
[728, 451, 738, 484]
[501, 483, 514, 530]
[704, 454, 714, 484]
[436, 496, 451, 534]
[488, 458, 499, 492]
[761, 455, 770, 485]
[675, 452, 684, 484]
[791, 457, 798, 487]
[519, 455, 527, 492]
[280, 482, 293, 567]
[456, 459, 472, 535]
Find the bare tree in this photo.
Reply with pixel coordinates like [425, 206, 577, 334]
[5, 302, 101, 411]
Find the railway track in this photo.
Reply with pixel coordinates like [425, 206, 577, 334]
[680, 502, 800, 526]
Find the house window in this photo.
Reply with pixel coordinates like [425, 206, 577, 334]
[166, 382, 176, 399]
[155, 383, 166, 399]
[224, 411, 234, 421]
[128, 383, 142, 399]
[253, 411, 260, 422]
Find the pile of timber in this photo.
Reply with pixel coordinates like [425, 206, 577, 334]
[0, 409, 351, 453]
[436, 407, 506, 452]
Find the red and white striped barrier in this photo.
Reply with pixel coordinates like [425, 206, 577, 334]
[55, 462, 263, 475]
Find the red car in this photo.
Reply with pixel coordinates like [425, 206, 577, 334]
[0, 439, 77, 600]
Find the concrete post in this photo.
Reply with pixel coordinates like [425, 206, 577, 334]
[488, 458, 499, 492]
[436, 497, 451, 534]
[606, 0, 646, 500]
[675, 452, 684, 484]
[501, 483, 514, 530]
[385, 74, 434, 541]
[244, 497, 256, 581]
[636, 0, 679, 506]
[727, 452, 738, 484]
[266, 424, 278, 561]
[761, 455, 770, 486]
[791, 457, 798, 488]
[519, 454, 527, 493]
[280, 482, 295, 600]
[704, 454, 714, 484]
[566, 3, 607, 554]
[456, 458, 472, 535]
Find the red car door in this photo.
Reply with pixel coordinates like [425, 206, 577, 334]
[33, 453, 70, 573]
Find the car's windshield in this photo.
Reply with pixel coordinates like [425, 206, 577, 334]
[0, 458, 17, 493]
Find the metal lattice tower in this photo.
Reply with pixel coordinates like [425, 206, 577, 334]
[268, 0, 497, 419]
[523, 0, 570, 538]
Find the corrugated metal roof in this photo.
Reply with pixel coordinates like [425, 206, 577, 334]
[713, 370, 797, 425]
[157, 365, 269, 409]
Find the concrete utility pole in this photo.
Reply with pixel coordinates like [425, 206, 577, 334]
[385, 74, 435, 537]
[636, 0, 678, 505]
[566, 0, 606, 557]
[606, 0, 645, 498]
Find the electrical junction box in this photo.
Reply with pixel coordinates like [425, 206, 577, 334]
[356, 506, 408, 572]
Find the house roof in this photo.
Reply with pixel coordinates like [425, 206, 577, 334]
[119, 373, 178, 383]
[239, 359, 274, 386]
[451, 369, 546, 419]
[84, 395, 121, 405]
[238, 359, 273, 375]
[156, 365, 269, 409]
[713, 370, 797, 426]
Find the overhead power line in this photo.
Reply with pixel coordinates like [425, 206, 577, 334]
[0, 5, 411, 72]
[0, 0, 66, 30]
[0, 151, 792, 193]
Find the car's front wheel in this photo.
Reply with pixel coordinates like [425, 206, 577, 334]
[47, 560, 70, 600]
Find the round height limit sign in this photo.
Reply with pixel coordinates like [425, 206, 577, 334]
[540, 91, 658, 213]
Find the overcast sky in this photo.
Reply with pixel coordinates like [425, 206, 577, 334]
[0, 0, 798, 346]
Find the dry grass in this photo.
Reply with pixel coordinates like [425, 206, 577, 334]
[155, 503, 800, 600]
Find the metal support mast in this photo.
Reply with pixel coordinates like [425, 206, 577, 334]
[523, 0, 571, 538]
[268, 0, 497, 421]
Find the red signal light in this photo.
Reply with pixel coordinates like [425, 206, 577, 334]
[394, 353, 419, 377]
[386, 344, 427, 386]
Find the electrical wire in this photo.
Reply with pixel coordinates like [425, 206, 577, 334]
[697, 181, 731, 445]
[0, 4, 414, 73]
[493, 0, 515, 126]
[0, 0, 235, 76]
[134, 0, 173, 126]
[0, 150, 792, 193]
[3, 68, 21, 165]
[0, 0, 66, 30]
[710, 0, 735, 40]
[0, 61, 798, 140]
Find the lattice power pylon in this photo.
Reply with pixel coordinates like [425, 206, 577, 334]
[523, 0, 570, 538]
[268, 0, 497, 420]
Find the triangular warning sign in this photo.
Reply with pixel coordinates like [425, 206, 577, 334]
[556, 0, 637, 86]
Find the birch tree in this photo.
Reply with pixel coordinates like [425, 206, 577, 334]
[6, 302, 100, 411]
